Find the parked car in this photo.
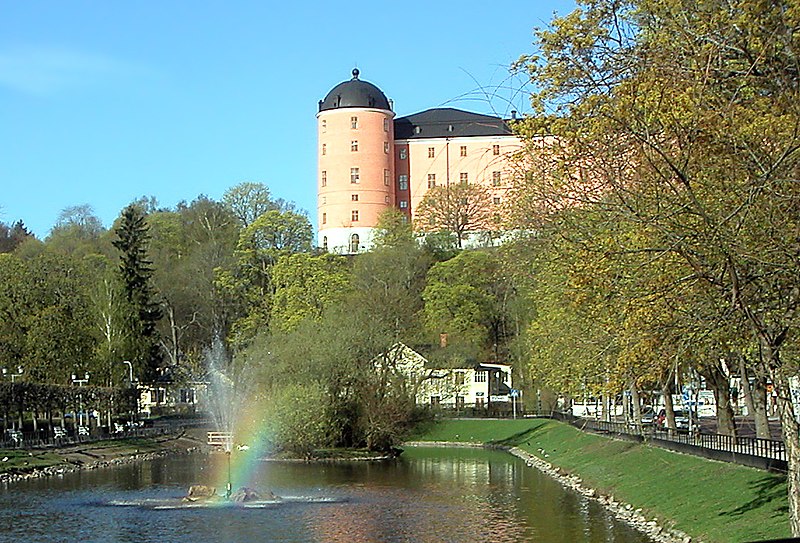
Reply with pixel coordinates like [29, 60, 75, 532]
[640, 406, 657, 425]
[671, 409, 697, 432]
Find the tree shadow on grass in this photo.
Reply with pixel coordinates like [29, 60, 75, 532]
[718, 474, 788, 518]
[490, 422, 553, 447]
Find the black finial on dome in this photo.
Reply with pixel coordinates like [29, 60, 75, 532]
[352, 68, 360, 79]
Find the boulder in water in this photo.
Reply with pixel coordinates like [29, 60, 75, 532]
[184, 485, 219, 502]
[229, 487, 280, 502]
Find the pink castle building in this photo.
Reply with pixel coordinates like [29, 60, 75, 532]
[318, 69, 522, 253]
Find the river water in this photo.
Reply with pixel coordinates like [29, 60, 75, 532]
[0, 447, 650, 543]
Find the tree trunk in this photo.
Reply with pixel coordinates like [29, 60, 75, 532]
[630, 380, 642, 434]
[663, 382, 676, 437]
[700, 362, 736, 437]
[774, 373, 800, 536]
[739, 357, 772, 438]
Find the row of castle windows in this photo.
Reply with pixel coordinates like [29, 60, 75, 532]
[320, 234, 361, 253]
[321, 169, 503, 188]
[321, 117, 390, 132]
[419, 144, 502, 159]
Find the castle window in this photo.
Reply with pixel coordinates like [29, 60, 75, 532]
[322, 212, 327, 224]
[351, 116, 358, 129]
[384, 169, 390, 186]
[321, 119, 327, 132]
[351, 140, 358, 152]
[399, 148, 407, 160]
[352, 194, 359, 201]
[385, 195, 390, 203]
[321, 171, 327, 187]
[427, 173, 436, 188]
[351, 210, 359, 222]
[460, 172, 468, 185]
[428, 147, 435, 158]
[322, 236, 328, 250]
[351, 168, 360, 184]
[460, 145, 467, 157]
[322, 143, 326, 155]
[383, 118, 389, 132]
[349, 233, 360, 253]
[398, 175, 408, 191]
[492, 171, 501, 186]
[399, 200, 408, 209]
[384, 141, 389, 154]
[493, 144, 500, 156]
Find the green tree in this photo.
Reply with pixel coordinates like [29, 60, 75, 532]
[222, 181, 274, 228]
[112, 204, 162, 381]
[516, 0, 800, 528]
[270, 253, 352, 332]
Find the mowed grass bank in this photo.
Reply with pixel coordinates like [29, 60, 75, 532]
[410, 418, 790, 543]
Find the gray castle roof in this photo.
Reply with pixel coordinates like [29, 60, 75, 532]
[394, 108, 514, 140]
[319, 68, 392, 112]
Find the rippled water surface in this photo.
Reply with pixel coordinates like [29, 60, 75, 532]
[0, 447, 650, 543]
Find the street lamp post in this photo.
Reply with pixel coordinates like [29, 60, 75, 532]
[71, 372, 89, 429]
[121, 360, 139, 422]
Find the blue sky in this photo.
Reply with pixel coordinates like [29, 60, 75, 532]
[1, 0, 576, 238]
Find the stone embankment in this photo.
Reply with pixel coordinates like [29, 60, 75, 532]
[404, 441, 694, 543]
[0, 435, 201, 485]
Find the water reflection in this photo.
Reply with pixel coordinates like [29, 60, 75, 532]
[0, 448, 650, 543]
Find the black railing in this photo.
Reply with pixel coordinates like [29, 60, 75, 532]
[551, 411, 787, 471]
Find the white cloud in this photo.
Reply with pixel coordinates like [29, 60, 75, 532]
[0, 45, 144, 95]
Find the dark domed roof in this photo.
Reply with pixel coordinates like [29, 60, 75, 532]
[319, 69, 392, 112]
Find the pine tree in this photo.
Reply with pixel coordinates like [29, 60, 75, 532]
[112, 205, 163, 380]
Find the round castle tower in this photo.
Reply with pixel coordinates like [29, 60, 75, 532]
[317, 69, 394, 253]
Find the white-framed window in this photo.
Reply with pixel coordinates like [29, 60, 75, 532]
[321, 171, 327, 187]
[460, 145, 467, 157]
[398, 175, 408, 191]
[475, 371, 487, 383]
[384, 169, 390, 186]
[399, 148, 407, 160]
[460, 172, 468, 185]
[383, 118, 389, 132]
[351, 116, 358, 129]
[399, 200, 408, 209]
[351, 167, 360, 184]
[428, 147, 435, 158]
[352, 194, 359, 201]
[427, 173, 436, 188]
[351, 140, 358, 152]
[349, 233, 359, 253]
[492, 144, 500, 155]
[492, 171, 501, 186]
[351, 210, 359, 221]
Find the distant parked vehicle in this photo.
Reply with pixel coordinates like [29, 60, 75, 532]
[640, 406, 657, 425]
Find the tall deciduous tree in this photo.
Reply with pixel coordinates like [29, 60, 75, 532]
[415, 183, 495, 249]
[516, 0, 800, 530]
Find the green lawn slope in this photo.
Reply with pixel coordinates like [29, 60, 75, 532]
[410, 418, 790, 543]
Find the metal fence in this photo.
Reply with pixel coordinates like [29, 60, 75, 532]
[552, 411, 787, 472]
[0, 417, 205, 450]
